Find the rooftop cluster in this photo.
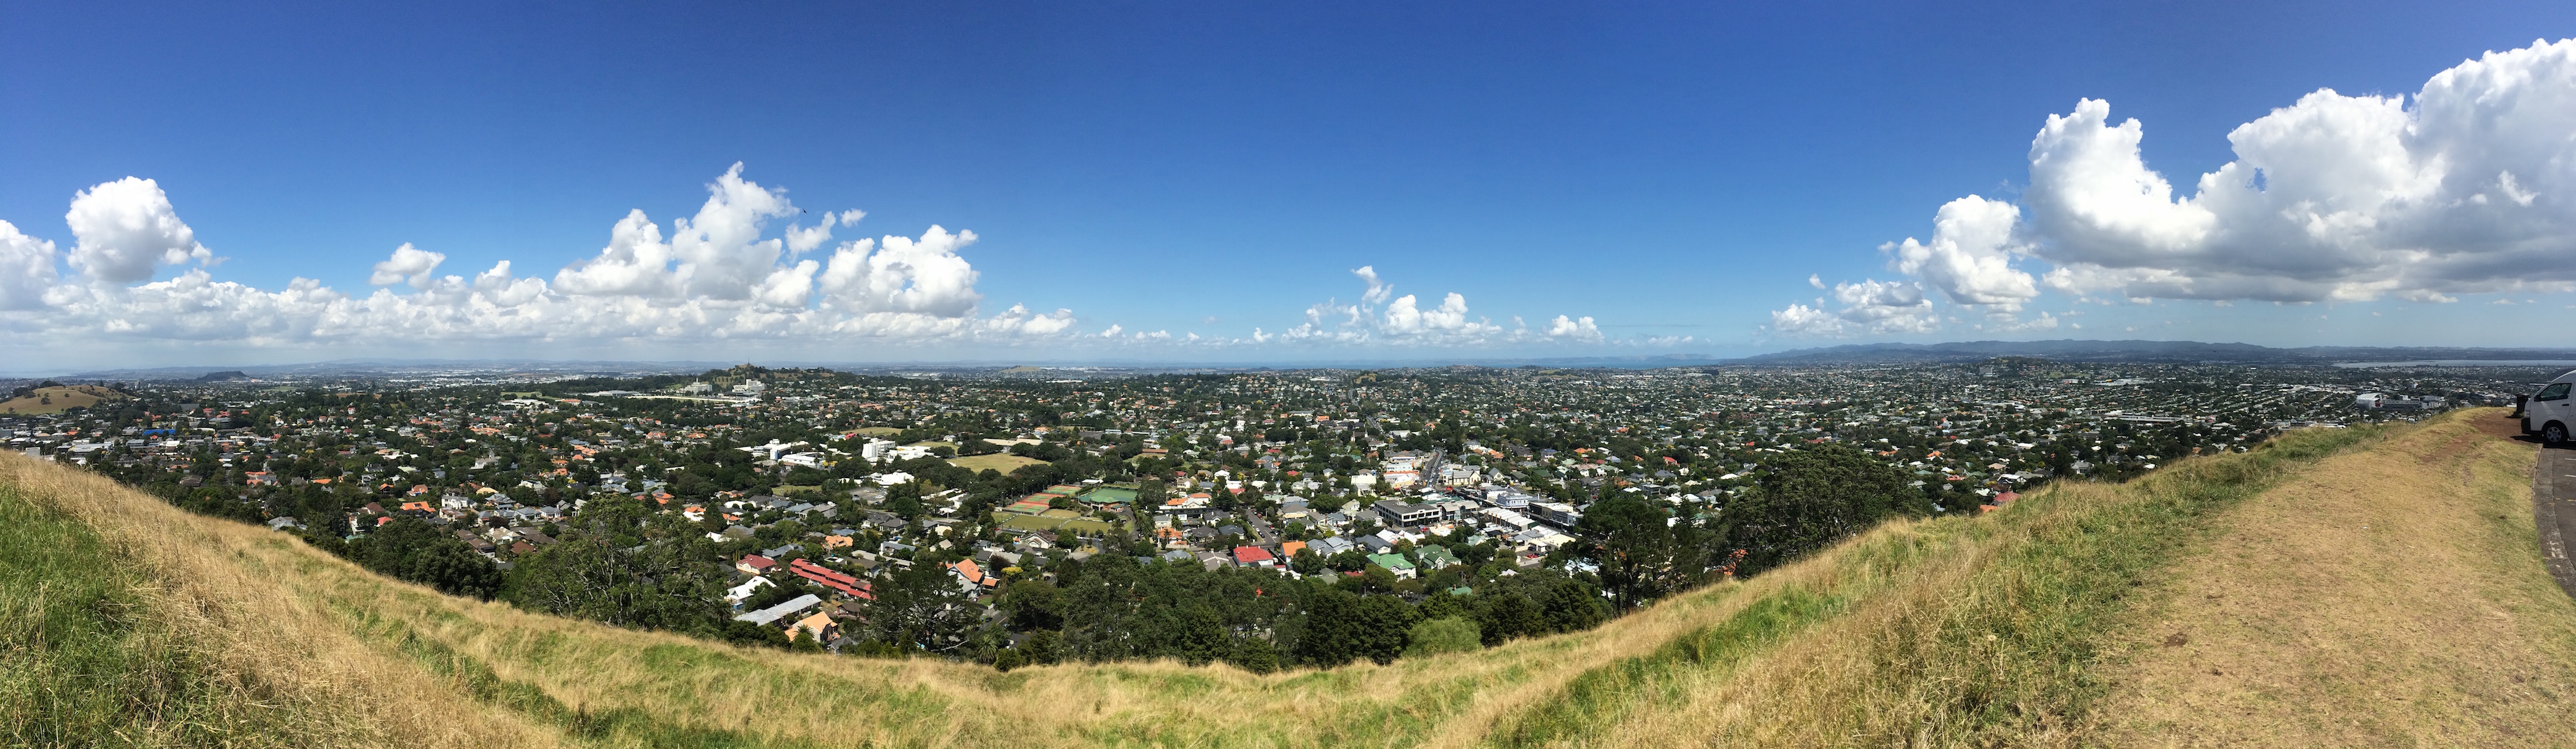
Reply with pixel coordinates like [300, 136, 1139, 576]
[14, 359, 2535, 670]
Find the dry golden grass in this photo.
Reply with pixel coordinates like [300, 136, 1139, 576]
[949, 453, 1050, 472]
[0, 453, 564, 748]
[1545, 409, 2564, 749]
[2092, 411, 2576, 746]
[0, 384, 126, 414]
[4, 410, 2550, 748]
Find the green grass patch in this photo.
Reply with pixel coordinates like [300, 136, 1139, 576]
[994, 512, 1120, 535]
[1499, 585, 1853, 747]
[0, 486, 334, 747]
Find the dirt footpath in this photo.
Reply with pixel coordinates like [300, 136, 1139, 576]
[2096, 411, 2576, 747]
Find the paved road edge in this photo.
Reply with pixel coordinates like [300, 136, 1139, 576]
[2535, 445, 2576, 600]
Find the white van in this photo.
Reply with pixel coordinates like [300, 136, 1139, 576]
[2524, 370, 2576, 444]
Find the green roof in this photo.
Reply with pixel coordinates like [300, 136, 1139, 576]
[1368, 552, 1416, 570]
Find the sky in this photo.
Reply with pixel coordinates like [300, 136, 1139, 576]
[4, 1, 2575, 370]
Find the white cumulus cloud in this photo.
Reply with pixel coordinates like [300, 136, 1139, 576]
[1225, 267, 1649, 349]
[0, 222, 61, 310]
[1769, 279, 1940, 338]
[0, 165, 1076, 354]
[815, 225, 983, 317]
[1887, 195, 2037, 310]
[64, 177, 210, 284]
[1778, 37, 2576, 333]
[367, 243, 447, 288]
[2031, 39, 2576, 300]
[1543, 315, 1603, 341]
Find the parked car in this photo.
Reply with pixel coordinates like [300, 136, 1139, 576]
[2522, 370, 2576, 444]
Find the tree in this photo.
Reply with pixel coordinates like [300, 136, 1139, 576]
[884, 482, 926, 519]
[999, 579, 1065, 630]
[1024, 629, 1062, 665]
[861, 564, 978, 654]
[721, 619, 790, 649]
[1573, 493, 1697, 610]
[1289, 549, 1324, 575]
[1227, 636, 1282, 674]
[1474, 589, 1548, 645]
[1295, 588, 1416, 667]
[502, 504, 726, 632]
[1721, 444, 1912, 576]
[349, 516, 503, 599]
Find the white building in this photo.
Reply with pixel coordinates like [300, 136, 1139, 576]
[724, 576, 774, 604]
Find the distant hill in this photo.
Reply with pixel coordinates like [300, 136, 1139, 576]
[0, 384, 126, 415]
[60, 359, 734, 381]
[9, 410, 2565, 746]
[1728, 339, 2576, 366]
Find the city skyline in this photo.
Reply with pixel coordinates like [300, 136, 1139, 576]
[6, 2, 2575, 368]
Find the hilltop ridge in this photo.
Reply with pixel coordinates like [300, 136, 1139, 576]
[6, 409, 2571, 747]
[1729, 340, 2576, 366]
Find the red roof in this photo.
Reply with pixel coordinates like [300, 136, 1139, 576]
[1233, 546, 1275, 564]
[739, 555, 776, 572]
[789, 558, 873, 600]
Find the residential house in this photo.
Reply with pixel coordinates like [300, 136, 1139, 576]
[789, 610, 837, 644]
[789, 558, 873, 600]
[732, 594, 822, 626]
[724, 576, 774, 604]
[1366, 553, 1419, 580]
[946, 559, 999, 595]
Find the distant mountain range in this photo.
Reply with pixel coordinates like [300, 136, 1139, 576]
[1723, 340, 2576, 366]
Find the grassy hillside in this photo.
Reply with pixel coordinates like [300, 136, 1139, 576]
[0, 384, 127, 415]
[5, 409, 2567, 748]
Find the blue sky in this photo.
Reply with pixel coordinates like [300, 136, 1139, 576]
[3, 1, 2574, 368]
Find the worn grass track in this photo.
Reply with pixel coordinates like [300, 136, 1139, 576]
[2089, 411, 2576, 746]
[7, 410, 2541, 748]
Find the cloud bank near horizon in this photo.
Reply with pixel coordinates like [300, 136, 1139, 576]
[0, 165, 1644, 358]
[1775, 37, 2576, 338]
